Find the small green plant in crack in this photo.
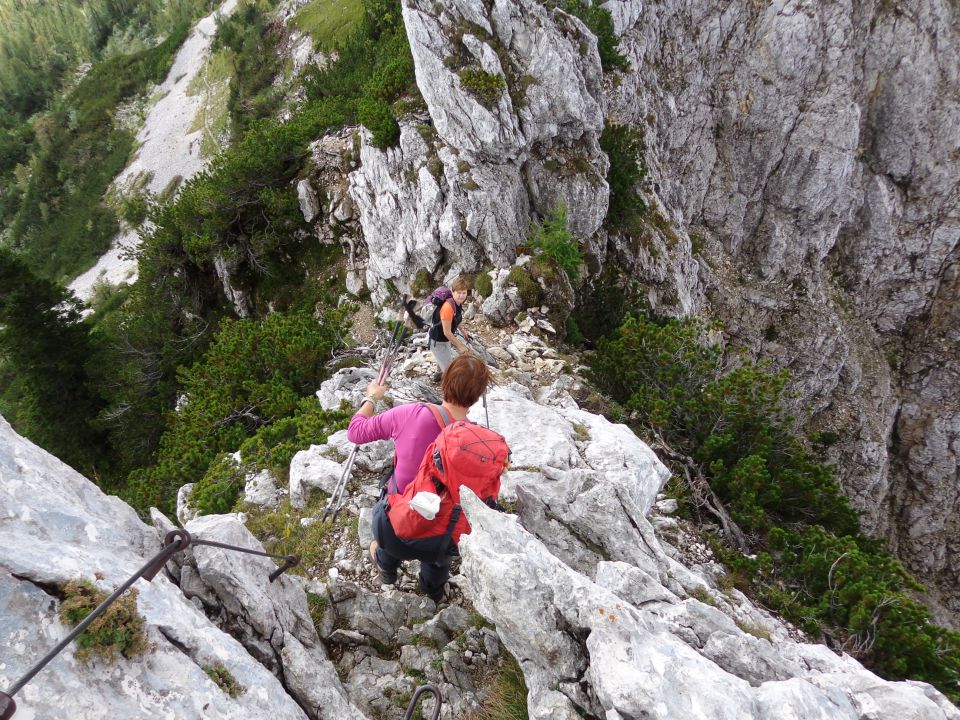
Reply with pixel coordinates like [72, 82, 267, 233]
[307, 591, 329, 630]
[735, 620, 771, 642]
[689, 587, 717, 607]
[458, 68, 506, 108]
[204, 661, 246, 697]
[572, 423, 591, 442]
[467, 651, 528, 719]
[58, 580, 150, 664]
[404, 667, 428, 682]
[469, 610, 493, 629]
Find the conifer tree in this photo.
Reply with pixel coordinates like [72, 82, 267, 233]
[0, 247, 104, 472]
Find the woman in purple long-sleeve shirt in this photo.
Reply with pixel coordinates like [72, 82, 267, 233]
[347, 393, 455, 494]
[349, 356, 499, 496]
[351, 355, 493, 603]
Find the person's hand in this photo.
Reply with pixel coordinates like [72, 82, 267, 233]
[365, 380, 388, 399]
[461, 329, 471, 341]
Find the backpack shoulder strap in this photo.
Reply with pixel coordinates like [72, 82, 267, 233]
[426, 403, 452, 429]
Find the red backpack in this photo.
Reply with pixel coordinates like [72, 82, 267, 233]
[387, 420, 510, 544]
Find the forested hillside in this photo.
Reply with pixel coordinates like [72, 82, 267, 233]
[0, 0, 217, 281]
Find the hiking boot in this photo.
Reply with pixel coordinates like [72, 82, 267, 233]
[432, 370, 443, 383]
[369, 541, 397, 585]
[428, 585, 447, 604]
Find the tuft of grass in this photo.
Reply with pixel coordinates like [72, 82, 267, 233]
[736, 620, 771, 641]
[689, 587, 717, 607]
[307, 591, 329, 622]
[204, 661, 245, 697]
[572, 423, 591, 442]
[464, 652, 528, 720]
[58, 579, 150, 664]
[458, 68, 506, 107]
[293, 0, 365, 51]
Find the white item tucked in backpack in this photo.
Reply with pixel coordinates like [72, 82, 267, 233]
[410, 492, 441, 520]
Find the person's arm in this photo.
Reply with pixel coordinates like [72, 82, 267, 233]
[440, 304, 470, 354]
[356, 380, 386, 418]
[347, 381, 391, 442]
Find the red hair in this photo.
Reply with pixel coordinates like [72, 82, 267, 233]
[441, 355, 492, 407]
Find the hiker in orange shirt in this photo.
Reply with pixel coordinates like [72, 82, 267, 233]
[428, 277, 472, 375]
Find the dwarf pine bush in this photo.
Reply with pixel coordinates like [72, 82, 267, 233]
[526, 205, 582, 284]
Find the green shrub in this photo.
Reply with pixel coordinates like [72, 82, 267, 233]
[191, 453, 247, 515]
[569, 263, 644, 345]
[122, 308, 348, 515]
[458, 68, 506, 107]
[358, 96, 400, 147]
[474, 272, 493, 298]
[564, 315, 584, 345]
[526, 204, 582, 284]
[555, 1, 629, 72]
[191, 399, 351, 516]
[506, 265, 543, 308]
[58, 580, 150, 664]
[600, 122, 646, 230]
[120, 192, 150, 227]
[364, 55, 416, 101]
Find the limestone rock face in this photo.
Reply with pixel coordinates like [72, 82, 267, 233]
[177, 515, 367, 720]
[343, 0, 609, 303]
[604, 0, 960, 621]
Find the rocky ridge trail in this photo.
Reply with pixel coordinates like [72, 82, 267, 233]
[2, 306, 957, 719]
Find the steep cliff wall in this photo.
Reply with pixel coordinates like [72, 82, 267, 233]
[603, 0, 960, 623]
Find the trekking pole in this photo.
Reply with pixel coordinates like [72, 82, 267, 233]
[482, 388, 489, 428]
[0, 529, 298, 720]
[321, 444, 358, 524]
[321, 306, 408, 523]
